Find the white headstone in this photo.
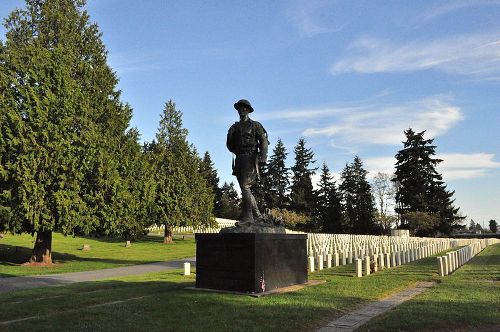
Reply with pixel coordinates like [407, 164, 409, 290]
[365, 256, 371, 276]
[356, 259, 363, 277]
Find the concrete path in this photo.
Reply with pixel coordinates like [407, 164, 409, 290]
[0, 257, 196, 293]
[317, 281, 436, 332]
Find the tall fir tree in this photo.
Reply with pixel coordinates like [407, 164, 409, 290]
[289, 138, 317, 223]
[215, 182, 241, 220]
[199, 151, 221, 213]
[339, 156, 378, 234]
[265, 138, 290, 209]
[393, 129, 462, 235]
[251, 161, 269, 212]
[91, 128, 157, 242]
[339, 162, 356, 233]
[0, 0, 139, 263]
[315, 163, 343, 233]
[149, 100, 214, 243]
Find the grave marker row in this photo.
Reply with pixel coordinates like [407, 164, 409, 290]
[437, 239, 495, 276]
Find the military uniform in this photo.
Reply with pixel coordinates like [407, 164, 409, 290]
[226, 99, 268, 223]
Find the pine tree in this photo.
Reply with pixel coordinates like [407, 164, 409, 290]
[316, 163, 342, 233]
[393, 129, 442, 214]
[266, 138, 290, 209]
[289, 138, 317, 217]
[393, 129, 462, 235]
[0, 0, 136, 263]
[91, 128, 157, 242]
[489, 220, 498, 233]
[339, 156, 378, 234]
[215, 182, 241, 220]
[199, 151, 221, 213]
[339, 162, 356, 233]
[150, 100, 214, 243]
[469, 219, 476, 230]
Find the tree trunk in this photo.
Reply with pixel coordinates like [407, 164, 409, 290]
[163, 224, 173, 244]
[29, 230, 53, 264]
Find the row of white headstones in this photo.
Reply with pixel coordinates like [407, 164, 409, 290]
[306, 233, 496, 277]
[436, 240, 488, 276]
[148, 218, 238, 234]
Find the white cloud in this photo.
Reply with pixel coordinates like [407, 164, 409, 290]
[302, 96, 462, 146]
[364, 157, 395, 175]
[286, 0, 347, 37]
[363, 153, 500, 181]
[332, 33, 500, 76]
[257, 106, 363, 121]
[437, 153, 500, 180]
[420, 1, 500, 22]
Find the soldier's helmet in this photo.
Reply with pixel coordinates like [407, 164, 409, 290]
[234, 99, 254, 113]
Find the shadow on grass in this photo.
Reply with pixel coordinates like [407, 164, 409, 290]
[76, 234, 191, 244]
[0, 234, 191, 268]
[0, 278, 369, 332]
[0, 243, 161, 268]
[465, 252, 499, 265]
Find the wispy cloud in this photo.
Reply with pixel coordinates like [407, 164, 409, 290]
[332, 33, 500, 76]
[364, 153, 500, 181]
[286, 0, 348, 37]
[302, 96, 462, 147]
[438, 153, 500, 180]
[420, 1, 500, 22]
[257, 106, 363, 121]
[108, 44, 250, 74]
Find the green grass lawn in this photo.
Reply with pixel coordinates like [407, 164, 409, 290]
[0, 232, 196, 277]
[1, 240, 498, 331]
[359, 243, 500, 332]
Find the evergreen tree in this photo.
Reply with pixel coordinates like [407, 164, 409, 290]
[339, 156, 378, 234]
[315, 163, 342, 233]
[0, 0, 136, 263]
[393, 129, 462, 235]
[251, 161, 269, 212]
[489, 219, 498, 233]
[266, 138, 290, 209]
[199, 151, 221, 213]
[339, 162, 356, 233]
[149, 100, 214, 243]
[289, 138, 317, 217]
[215, 182, 241, 220]
[91, 128, 157, 242]
[469, 219, 476, 230]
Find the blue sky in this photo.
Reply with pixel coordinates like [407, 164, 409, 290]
[1, 0, 499, 227]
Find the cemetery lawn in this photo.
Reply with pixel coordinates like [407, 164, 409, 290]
[0, 232, 195, 277]
[3, 245, 499, 331]
[1, 244, 497, 331]
[359, 242, 500, 332]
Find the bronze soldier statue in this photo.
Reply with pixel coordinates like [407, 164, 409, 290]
[227, 99, 268, 224]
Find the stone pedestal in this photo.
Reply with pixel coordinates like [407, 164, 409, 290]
[195, 233, 307, 294]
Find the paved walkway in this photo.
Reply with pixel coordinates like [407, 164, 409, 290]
[317, 281, 436, 332]
[0, 257, 196, 293]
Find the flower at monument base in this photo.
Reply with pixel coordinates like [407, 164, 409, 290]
[259, 271, 266, 292]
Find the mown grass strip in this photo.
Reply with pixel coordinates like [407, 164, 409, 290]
[1, 244, 497, 331]
[0, 233, 195, 277]
[0, 248, 445, 331]
[359, 243, 500, 331]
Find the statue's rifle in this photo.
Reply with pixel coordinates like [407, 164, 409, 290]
[255, 154, 260, 181]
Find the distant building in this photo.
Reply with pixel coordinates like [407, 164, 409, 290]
[391, 229, 410, 237]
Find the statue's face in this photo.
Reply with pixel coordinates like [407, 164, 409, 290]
[238, 107, 250, 119]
